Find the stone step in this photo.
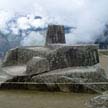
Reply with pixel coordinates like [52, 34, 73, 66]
[29, 64, 108, 92]
[2, 65, 27, 76]
[0, 70, 12, 85]
[0, 75, 9, 84]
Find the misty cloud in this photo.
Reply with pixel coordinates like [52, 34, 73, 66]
[0, 0, 108, 45]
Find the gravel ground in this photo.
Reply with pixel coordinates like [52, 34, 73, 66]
[99, 55, 108, 77]
[0, 90, 96, 108]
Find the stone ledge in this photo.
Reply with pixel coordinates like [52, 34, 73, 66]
[26, 57, 50, 75]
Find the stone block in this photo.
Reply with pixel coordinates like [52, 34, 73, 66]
[87, 94, 108, 108]
[46, 45, 99, 71]
[46, 25, 66, 45]
[26, 57, 50, 75]
[31, 64, 108, 92]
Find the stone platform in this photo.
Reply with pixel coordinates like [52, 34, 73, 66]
[0, 44, 108, 92]
[2, 44, 99, 67]
[0, 25, 108, 92]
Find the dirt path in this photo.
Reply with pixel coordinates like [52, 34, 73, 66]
[0, 90, 96, 108]
[99, 55, 108, 77]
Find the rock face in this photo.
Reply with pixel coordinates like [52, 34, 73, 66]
[46, 45, 99, 71]
[87, 94, 108, 108]
[45, 25, 66, 45]
[1, 64, 108, 92]
[2, 47, 51, 66]
[31, 64, 108, 92]
[2, 45, 99, 70]
[0, 24, 108, 92]
[26, 57, 49, 75]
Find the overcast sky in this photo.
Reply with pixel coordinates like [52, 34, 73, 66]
[0, 0, 85, 12]
[0, 0, 107, 22]
[0, 0, 88, 25]
[0, 0, 108, 44]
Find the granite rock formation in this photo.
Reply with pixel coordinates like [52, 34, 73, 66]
[46, 25, 66, 45]
[0, 25, 108, 92]
[87, 93, 108, 108]
[26, 56, 50, 75]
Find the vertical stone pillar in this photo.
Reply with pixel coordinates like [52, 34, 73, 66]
[45, 25, 66, 45]
[95, 49, 99, 63]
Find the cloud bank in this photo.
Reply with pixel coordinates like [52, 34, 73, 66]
[0, 0, 108, 45]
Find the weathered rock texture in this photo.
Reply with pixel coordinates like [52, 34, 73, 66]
[30, 64, 108, 92]
[87, 94, 108, 108]
[2, 45, 99, 69]
[1, 64, 108, 92]
[46, 25, 66, 45]
[0, 25, 107, 92]
[2, 46, 51, 66]
[26, 57, 49, 75]
[46, 45, 99, 70]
